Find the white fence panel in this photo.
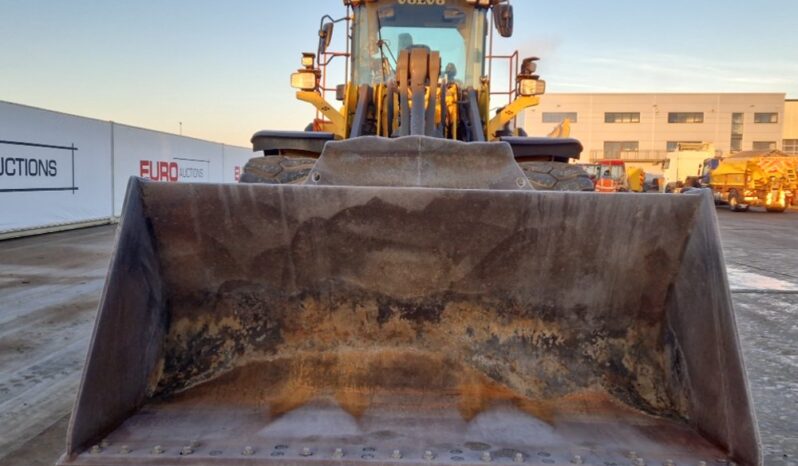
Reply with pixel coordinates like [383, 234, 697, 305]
[112, 125, 226, 216]
[1, 101, 254, 235]
[0, 102, 112, 234]
[222, 145, 256, 183]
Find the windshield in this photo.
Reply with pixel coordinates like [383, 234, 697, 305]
[601, 165, 626, 181]
[352, 0, 487, 87]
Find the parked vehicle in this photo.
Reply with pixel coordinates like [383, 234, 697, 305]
[579, 162, 601, 185]
[626, 166, 646, 192]
[705, 150, 798, 212]
[594, 160, 629, 192]
[663, 143, 717, 193]
[644, 173, 665, 192]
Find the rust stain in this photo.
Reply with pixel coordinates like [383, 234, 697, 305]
[456, 372, 554, 423]
[165, 348, 657, 428]
[156, 289, 686, 422]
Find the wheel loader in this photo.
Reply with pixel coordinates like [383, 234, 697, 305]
[241, 0, 593, 191]
[58, 1, 761, 465]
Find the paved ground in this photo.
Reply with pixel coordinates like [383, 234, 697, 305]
[0, 208, 796, 466]
[717, 208, 798, 466]
[0, 226, 115, 465]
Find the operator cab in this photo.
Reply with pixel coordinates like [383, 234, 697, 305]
[351, 0, 488, 88]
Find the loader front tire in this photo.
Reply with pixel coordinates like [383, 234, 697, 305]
[519, 161, 595, 191]
[240, 154, 316, 185]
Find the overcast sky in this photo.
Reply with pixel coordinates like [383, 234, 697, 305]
[2, 0, 796, 146]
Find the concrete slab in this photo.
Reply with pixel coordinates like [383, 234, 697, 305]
[0, 226, 115, 464]
[717, 209, 798, 466]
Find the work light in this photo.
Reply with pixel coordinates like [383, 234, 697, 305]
[301, 53, 316, 69]
[519, 77, 546, 96]
[291, 71, 318, 91]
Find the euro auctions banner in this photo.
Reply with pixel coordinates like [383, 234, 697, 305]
[112, 124, 252, 216]
[0, 100, 256, 235]
[0, 102, 112, 233]
[112, 125, 258, 215]
[0, 142, 73, 192]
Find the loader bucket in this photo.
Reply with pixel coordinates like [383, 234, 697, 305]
[60, 137, 759, 466]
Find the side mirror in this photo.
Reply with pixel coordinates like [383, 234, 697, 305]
[520, 57, 539, 75]
[494, 4, 514, 38]
[318, 22, 334, 55]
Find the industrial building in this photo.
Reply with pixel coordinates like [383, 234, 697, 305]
[784, 100, 798, 154]
[523, 93, 795, 162]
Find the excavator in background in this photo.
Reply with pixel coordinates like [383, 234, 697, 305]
[58, 1, 761, 466]
[546, 117, 571, 138]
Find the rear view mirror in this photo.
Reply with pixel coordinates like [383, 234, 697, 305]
[318, 22, 334, 54]
[494, 4, 514, 38]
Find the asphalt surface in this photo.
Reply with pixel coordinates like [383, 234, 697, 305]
[0, 208, 796, 466]
[717, 209, 798, 466]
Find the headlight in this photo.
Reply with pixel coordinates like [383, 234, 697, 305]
[519, 78, 546, 96]
[291, 71, 317, 91]
[301, 53, 316, 69]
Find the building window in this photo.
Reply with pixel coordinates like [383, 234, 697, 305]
[784, 139, 798, 154]
[730, 113, 744, 152]
[731, 135, 743, 153]
[666, 141, 702, 152]
[754, 113, 779, 124]
[668, 112, 704, 124]
[604, 141, 639, 159]
[752, 141, 777, 151]
[605, 112, 641, 123]
[542, 112, 578, 123]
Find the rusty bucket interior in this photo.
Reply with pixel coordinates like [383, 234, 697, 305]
[60, 138, 759, 466]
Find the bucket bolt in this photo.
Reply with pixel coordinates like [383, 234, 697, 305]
[634, 459, 646, 466]
[152, 445, 164, 455]
[180, 446, 194, 456]
[514, 452, 525, 463]
[301, 447, 313, 457]
[333, 448, 345, 458]
[424, 450, 435, 461]
[392, 449, 403, 459]
[481, 452, 492, 462]
[120, 445, 131, 454]
[89, 445, 102, 455]
[242, 446, 255, 456]
[572, 455, 584, 464]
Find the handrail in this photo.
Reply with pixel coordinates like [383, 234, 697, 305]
[486, 11, 519, 118]
[316, 7, 352, 124]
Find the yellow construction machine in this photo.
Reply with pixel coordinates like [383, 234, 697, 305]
[58, 1, 761, 466]
[242, 0, 594, 191]
[705, 150, 798, 213]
